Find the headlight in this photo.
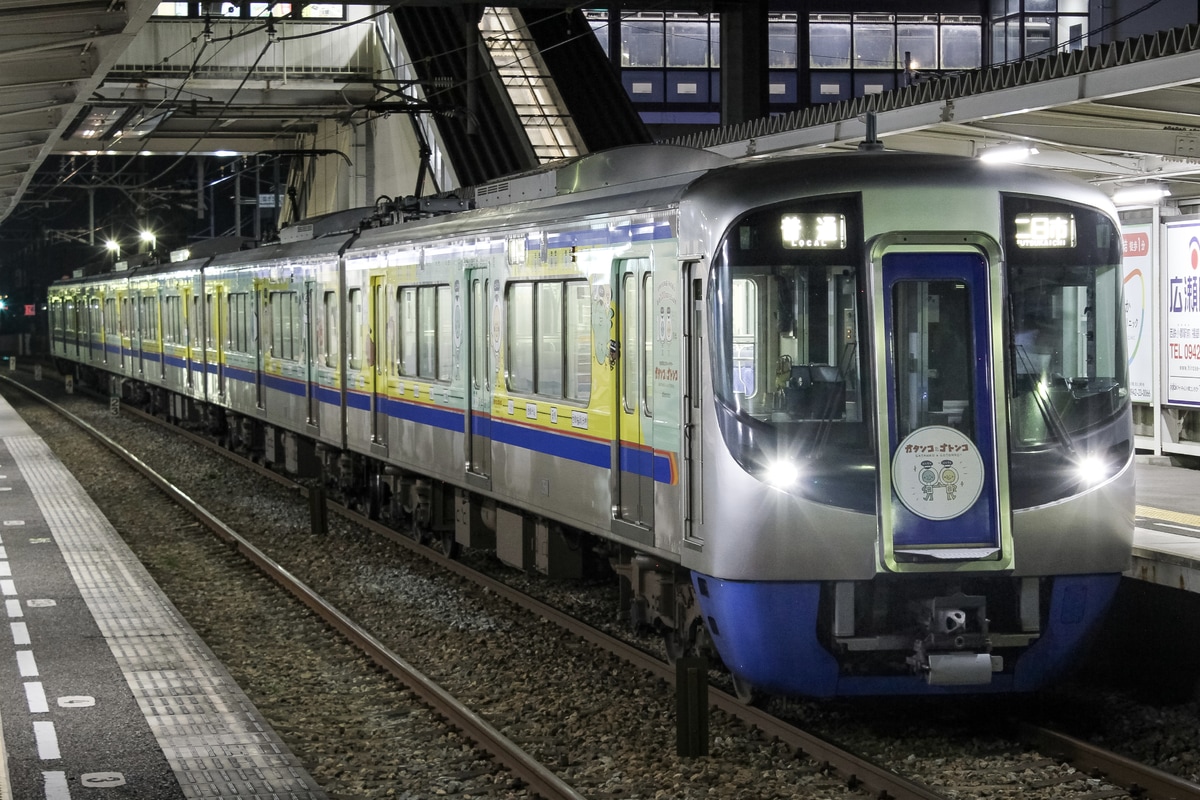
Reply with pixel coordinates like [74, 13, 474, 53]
[763, 459, 800, 489]
[1074, 454, 1108, 486]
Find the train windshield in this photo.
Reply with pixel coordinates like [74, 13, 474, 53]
[710, 195, 875, 512]
[1003, 196, 1130, 506]
[1004, 197, 1128, 449]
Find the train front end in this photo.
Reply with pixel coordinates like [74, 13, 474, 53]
[682, 152, 1134, 697]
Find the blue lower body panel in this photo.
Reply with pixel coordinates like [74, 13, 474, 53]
[692, 572, 1121, 697]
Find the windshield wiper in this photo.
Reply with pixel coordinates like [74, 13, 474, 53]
[1014, 345, 1078, 457]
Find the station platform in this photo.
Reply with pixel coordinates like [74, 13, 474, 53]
[1131, 457, 1200, 593]
[0, 394, 327, 799]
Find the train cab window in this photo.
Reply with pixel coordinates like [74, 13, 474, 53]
[710, 195, 873, 512]
[1003, 196, 1129, 504]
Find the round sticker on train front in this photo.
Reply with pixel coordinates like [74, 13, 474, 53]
[892, 425, 985, 520]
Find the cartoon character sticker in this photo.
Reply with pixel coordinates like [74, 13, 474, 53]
[892, 425, 984, 520]
[591, 283, 614, 367]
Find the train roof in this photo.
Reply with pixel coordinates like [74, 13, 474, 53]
[681, 148, 1116, 214]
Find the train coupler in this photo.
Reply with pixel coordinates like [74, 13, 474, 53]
[906, 591, 1001, 685]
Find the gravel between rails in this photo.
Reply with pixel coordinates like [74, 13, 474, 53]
[0, 383, 870, 799]
[7, 375, 1200, 800]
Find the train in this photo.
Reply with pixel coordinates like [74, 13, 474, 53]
[48, 143, 1134, 698]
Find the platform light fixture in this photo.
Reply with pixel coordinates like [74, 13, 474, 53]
[1112, 184, 1171, 205]
[979, 143, 1039, 163]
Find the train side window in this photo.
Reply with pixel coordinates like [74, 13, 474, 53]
[228, 292, 250, 352]
[347, 288, 362, 369]
[89, 297, 101, 341]
[565, 280, 591, 401]
[536, 282, 563, 395]
[507, 279, 589, 399]
[437, 284, 453, 382]
[471, 279, 488, 391]
[141, 295, 160, 343]
[164, 296, 182, 345]
[507, 283, 534, 392]
[190, 295, 201, 347]
[622, 274, 636, 413]
[105, 298, 117, 336]
[207, 293, 216, 348]
[270, 291, 299, 361]
[397, 287, 417, 376]
[122, 297, 133, 338]
[323, 290, 338, 368]
[643, 273, 653, 417]
[417, 285, 437, 378]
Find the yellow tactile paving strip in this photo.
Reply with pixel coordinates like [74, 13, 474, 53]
[1137, 505, 1200, 529]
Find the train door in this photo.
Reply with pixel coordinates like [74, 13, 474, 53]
[612, 258, 654, 534]
[134, 291, 146, 376]
[464, 270, 491, 487]
[183, 289, 195, 389]
[86, 295, 100, 365]
[875, 239, 1012, 571]
[683, 263, 704, 543]
[370, 275, 388, 448]
[209, 285, 226, 399]
[305, 281, 319, 428]
[254, 287, 266, 409]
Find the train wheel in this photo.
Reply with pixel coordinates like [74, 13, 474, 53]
[409, 522, 433, 546]
[438, 529, 460, 559]
[731, 674, 764, 707]
[663, 620, 698, 666]
[663, 632, 687, 666]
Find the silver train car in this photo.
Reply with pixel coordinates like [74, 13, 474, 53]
[49, 145, 1134, 697]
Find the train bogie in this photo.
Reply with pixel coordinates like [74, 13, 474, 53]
[49, 144, 1134, 699]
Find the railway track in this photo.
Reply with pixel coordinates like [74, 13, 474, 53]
[5, 368, 1199, 799]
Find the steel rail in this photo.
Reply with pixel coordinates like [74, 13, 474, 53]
[22, 370, 1200, 800]
[92, 390, 949, 800]
[2, 377, 586, 800]
[1018, 723, 1200, 800]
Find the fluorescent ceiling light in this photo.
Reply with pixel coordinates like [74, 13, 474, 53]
[979, 143, 1039, 163]
[1112, 184, 1170, 205]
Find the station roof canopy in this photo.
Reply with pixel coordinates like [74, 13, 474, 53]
[3, 4, 1200, 224]
[676, 23, 1200, 208]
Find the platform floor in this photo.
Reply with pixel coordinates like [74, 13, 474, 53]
[1132, 458, 1200, 593]
[0, 393, 327, 799]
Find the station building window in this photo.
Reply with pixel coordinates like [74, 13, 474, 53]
[990, 0, 1088, 62]
[589, 8, 982, 117]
